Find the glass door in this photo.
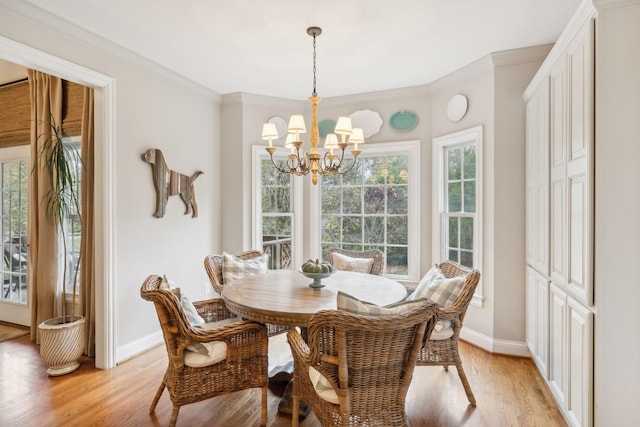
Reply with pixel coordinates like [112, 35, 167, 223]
[0, 146, 29, 326]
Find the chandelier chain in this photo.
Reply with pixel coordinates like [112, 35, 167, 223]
[312, 32, 317, 97]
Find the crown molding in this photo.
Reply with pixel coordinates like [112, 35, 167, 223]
[222, 92, 304, 109]
[491, 44, 554, 68]
[593, 0, 640, 10]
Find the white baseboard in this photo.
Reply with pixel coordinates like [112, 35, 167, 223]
[460, 327, 531, 357]
[116, 330, 163, 364]
[114, 326, 530, 365]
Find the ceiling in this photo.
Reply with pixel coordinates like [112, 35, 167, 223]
[12, 0, 581, 99]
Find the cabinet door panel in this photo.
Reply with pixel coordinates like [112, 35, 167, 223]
[526, 267, 537, 355]
[526, 266, 549, 378]
[525, 79, 550, 275]
[566, 18, 595, 306]
[568, 174, 587, 301]
[549, 284, 567, 408]
[549, 56, 568, 286]
[535, 272, 549, 377]
[567, 297, 593, 427]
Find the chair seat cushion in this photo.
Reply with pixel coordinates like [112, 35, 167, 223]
[331, 252, 374, 274]
[222, 252, 268, 282]
[308, 366, 339, 404]
[184, 341, 227, 368]
[430, 321, 454, 340]
[185, 317, 242, 355]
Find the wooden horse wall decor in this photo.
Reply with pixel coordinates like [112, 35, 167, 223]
[142, 148, 204, 218]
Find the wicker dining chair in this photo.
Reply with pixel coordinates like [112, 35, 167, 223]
[140, 275, 268, 427]
[323, 248, 385, 275]
[203, 250, 290, 337]
[415, 260, 481, 405]
[287, 299, 439, 427]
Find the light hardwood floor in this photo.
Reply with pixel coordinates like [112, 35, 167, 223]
[0, 332, 567, 427]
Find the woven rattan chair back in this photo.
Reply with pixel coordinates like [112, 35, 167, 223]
[203, 250, 289, 337]
[203, 250, 263, 294]
[323, 248, 385, 275]
[287, 300, 438, 427]
[140, 274, 268, 427]
[416, 260, 481, 405]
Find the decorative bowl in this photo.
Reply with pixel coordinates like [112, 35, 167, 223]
[299, 269, 335, 288]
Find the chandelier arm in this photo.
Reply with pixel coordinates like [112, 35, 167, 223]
[338, 156, 359, 175]
[321, 151, 336, 171]
[287, 153, 301, 173]
[269, 155, 292, 174]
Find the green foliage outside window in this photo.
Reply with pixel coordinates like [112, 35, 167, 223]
[444, 145, 476, 268]
[321, 155, 410, 276]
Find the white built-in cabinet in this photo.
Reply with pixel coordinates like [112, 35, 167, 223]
[524, 5, 595, 427]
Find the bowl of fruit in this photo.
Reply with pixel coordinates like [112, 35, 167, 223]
[299, 258, 335, 288]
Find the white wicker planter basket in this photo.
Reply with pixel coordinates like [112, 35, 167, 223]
[38, 315, 85, 376]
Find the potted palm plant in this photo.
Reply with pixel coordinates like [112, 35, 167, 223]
[36, 119, 86, 376]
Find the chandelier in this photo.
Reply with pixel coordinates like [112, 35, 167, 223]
[261, 26, 363, 185]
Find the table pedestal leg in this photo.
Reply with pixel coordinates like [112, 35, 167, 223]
[277, 380, 310, 418]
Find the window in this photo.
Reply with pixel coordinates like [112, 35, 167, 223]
[252, 147, 303, 270]
[63, 138, 82, 296]
[311, 141, 420, 280]
[254, 141, 419, 280]
[0, 149, 29, 305]
[433, 126, 482, 305]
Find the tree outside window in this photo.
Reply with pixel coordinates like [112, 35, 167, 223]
[320, 149, 414, 278]
[444, 144, 476, 268]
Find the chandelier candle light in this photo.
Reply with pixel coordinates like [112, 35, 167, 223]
[262, 26, 363, 185]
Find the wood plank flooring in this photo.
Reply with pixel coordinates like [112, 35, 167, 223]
[0, 332, 567, 427]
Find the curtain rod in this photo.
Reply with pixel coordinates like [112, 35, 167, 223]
[0, 77, 28, 88]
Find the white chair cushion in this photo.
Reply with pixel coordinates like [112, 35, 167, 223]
[337, 291, 428, 316]
[331, 252, 374, 274]
[184, 341, 227, 368]
[222, 252, 268, 282]
[430, 320, 454, 340]
[308, 366, 339, 404]
[186, 318, 243, 356]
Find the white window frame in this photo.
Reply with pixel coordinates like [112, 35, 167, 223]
[310, 140, 421, 282]
[0, 145, 31, 325]
[252, 145, 303, 269]
[432, 126, 483, 307]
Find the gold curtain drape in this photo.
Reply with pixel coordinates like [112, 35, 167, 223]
[27, 71, 96, 356]
[27, 70, 62, 342]
[80, 87, 95, 357]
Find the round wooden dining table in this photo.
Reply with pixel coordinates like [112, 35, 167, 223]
[220, 269, 408, 328]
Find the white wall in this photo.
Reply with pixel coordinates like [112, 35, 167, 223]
[593, 1, 640, 424]
[0, 2, 221, 364]
[429, 57, 496, 341]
